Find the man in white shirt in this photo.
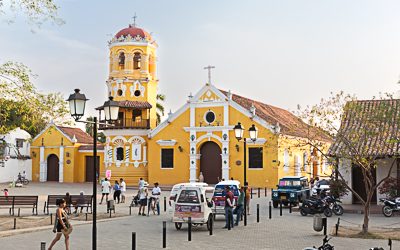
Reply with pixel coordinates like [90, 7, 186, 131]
[99, 178, 111, 204]
[120, 178, 127, 203]
[150, 182, 161, 215]
[138, 178, 145, 189]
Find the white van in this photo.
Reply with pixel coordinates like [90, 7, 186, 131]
[168, 182, 208, 216]
[172, 185, 215, 230]
[212, 180, 241, 216]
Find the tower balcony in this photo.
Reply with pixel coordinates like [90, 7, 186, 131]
[99, 118, 150, 130]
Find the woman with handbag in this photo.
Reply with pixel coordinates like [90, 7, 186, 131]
[48, 198, 72, 250]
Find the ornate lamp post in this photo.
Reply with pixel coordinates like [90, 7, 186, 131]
[67, 89, 119, 250]
[234, 122, 258, 226]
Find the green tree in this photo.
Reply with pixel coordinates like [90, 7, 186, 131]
[156, 93, 165, 125]
[85, 116, 106, 143]
[295, 91, 399, 234]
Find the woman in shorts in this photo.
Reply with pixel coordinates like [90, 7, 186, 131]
[138, 185, 148, 216]
[48, 198, 72, 250]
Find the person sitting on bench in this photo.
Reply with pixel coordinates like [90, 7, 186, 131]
[74, 191, 85, 214]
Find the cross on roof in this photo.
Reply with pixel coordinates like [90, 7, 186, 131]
[132, 13, 137, 27]
[203, 65, 215, 84]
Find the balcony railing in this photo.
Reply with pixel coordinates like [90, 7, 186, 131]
[99, 118, 150, 130]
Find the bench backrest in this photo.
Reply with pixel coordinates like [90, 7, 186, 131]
[0, 196, 14, 206]
[11, 196, 38, 206]
[71, 195, 92, 205]
[47, 195, 69, 206]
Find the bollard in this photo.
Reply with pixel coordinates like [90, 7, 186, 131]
[164, 197, 167, 212]
[18, 208, 20, 217]
[335, 217, 340, 236]
[257, 204, 259, 223]
[279, 200, 282, 216]
[162, 221, 166, 248]
[50, 213, 53, 225]
[322, 217, 327, 236]
[85, 213, 88, 221]
[129, 206, 132, 216]
[209, 215, 213, 236]
[188, 217, 192, 241]
[132, 232, 136, 250]
[265, 187, 267, 197]
[269, 201, 272, 219]
[389, 238, 392, 250]
[109, 209, 112, 218]
[258, 188, 260, 198]
[289, 203, 292, 213]
[251, 189, 253, 199]
[13, 218, 16, 229]
[40, 241, 46, 250]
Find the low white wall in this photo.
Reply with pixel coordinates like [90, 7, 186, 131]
[0, 159, 32, 183]
[339, 158, 353, 205]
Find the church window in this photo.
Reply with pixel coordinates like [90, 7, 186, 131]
[118, 52, 125, 68]
[117, 89, 123, 96]
[133, 52, 141, 69]
[15, 139, 24, 148]
[161, 148, 174, 168]
[134, 90, 141, 97]
[204, 110, 215, 124]
[116, 147, 124, 161]
[249, 147, 263, 168]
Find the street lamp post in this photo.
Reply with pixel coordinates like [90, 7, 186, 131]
[67, 89, 119, 250]
[234, 122, 258, 226]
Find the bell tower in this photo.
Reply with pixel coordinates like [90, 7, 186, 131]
[105, 23, 158, 129]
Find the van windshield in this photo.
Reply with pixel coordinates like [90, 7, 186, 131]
[214, 185, 239, 196]
[177, 190, 199, 204]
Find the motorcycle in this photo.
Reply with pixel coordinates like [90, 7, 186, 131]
[303, 236, 334, 250]
[380, 197, 400, 217]
[300, 197, 333, 217]
[324, 195, 344, 216]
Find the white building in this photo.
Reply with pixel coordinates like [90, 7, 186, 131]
[0, 128, 32, 183]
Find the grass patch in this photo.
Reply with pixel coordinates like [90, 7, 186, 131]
[334, 226, 400, 241]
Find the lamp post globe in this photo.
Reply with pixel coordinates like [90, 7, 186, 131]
[249, 124, 258, 142]
[234, 122, 244, 141]
[103, 96, 119, 121]
[66, 89, 88, 121]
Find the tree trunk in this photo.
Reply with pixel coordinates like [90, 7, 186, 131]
[362, 202, 370, 234]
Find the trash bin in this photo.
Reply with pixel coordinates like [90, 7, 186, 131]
[107, 200, 115, 213]
[313, 214, 323, 232]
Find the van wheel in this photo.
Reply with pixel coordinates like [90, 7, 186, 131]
[207, 214, 213, 231]
[175, 222, 182, 230]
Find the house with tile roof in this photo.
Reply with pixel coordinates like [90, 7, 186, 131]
[329, 99, 400, 204]
[30, 123, 104, 183]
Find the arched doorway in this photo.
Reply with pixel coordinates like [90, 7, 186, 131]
[200, 141, 222, 184]
[47, 154, 59, 182]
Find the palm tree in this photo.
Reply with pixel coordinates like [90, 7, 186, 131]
[156, 94, 165, 125]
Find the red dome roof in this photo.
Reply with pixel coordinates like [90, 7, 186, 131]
[114, 25, 151, 40]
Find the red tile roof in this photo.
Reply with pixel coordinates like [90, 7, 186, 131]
[219, 90, 332, 142]
[57, 126, 94, 144]
[115, 25, 152, 40]
[329, 99, 400, 157]
[96, 100, 152, 110]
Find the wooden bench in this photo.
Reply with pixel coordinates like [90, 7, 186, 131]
[71, 195, 93, 214]
[44, 195, 67, 214]
[0, 196, 38, 216]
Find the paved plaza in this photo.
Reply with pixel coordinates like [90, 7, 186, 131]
[0, 183, 399, 249]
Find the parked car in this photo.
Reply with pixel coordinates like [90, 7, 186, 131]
[168, 182, 208, 216]
[212, 180, 240, 216]
[311, 179, 330, 197]
[172, 185, 215, 230]
[271, 176, 310, 208]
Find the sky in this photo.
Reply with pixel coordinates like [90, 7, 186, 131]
[1, 0, 400, 121]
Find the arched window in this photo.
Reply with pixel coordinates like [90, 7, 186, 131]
[116, 147, 124, 161]
[133, 52, 141, 69]
[118, 52, 125, 68]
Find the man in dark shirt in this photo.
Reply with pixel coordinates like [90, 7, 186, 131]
[223, 186, 234, 229]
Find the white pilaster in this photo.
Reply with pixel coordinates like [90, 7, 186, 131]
[143, 145, 147, 165]
[39, 146, 46, 182]
[190, 105, 195, 127]
[189, 131, 197, 182]
[221, 129, 230, 180]
[59, 146, 64, 183]
[223, 103, 229, 126]
[125, 145, 130, 166]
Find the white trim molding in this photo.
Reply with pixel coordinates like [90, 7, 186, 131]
[245, 138, 267, 145]
[156, 139, 177, 146]
[183, 126, 234, 132]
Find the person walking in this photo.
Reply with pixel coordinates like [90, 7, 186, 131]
[138, 184, 148, 216]
[99, 178, 111, 204]
[234, 186, 245, 226]
[138, 177, 145, 189]
[120, 178, 126, 203]
[245, 182, 251, 215]
[48, 199, 72, 250]
[113, 180, 121, 204]
[223, 186, 234, 229]
[149, 182, 161, 215]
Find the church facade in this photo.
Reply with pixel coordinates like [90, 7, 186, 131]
[98, 23, 332, 188]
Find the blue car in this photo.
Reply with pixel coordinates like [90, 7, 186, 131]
[271, 176, 310, 208]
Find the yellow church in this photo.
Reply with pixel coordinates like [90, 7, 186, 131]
[32, 22, 331, 187]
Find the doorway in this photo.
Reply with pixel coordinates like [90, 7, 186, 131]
[200, 141, 222, 184]
[47, 154, 59, 182]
